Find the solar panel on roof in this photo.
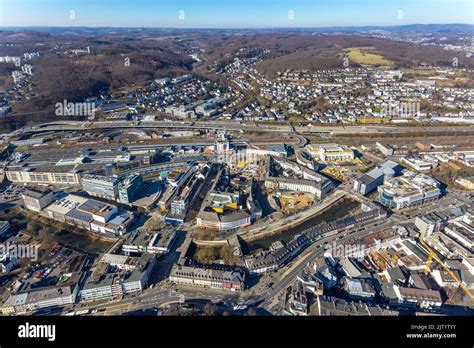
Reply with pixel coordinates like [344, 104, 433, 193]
[65, 209, 93, 222]
[78, 199, 107, 212]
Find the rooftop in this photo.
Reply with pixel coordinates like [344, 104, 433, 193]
[125, 229, 176, 250]
[170, 264, 245, 283]
[398, 287, 442, 302]
[82, 174, 120, 184]
[22, 188, 52, 199]
[379, 172, 440, 199]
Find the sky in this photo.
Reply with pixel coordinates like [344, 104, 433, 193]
[0, 0, 473, 28]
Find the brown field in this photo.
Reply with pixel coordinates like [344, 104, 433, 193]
[344, 47, 394, 67]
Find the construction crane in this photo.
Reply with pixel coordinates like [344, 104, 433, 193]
[423, 251, 434, 277]
[421, 241, 474, 300]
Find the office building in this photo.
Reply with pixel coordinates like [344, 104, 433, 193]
[284, 280, 308, 316]
[246, 144, 287, 158]
[401, 156, 438, 172]
[263, 156, 333, 198]
[378, 172, 441, 210]
[455, 176, 474, 190]
[376, 142, 409, 156]
[414, 213, 449, 238]
[79, 255, 156, 302]
[0, 274, 81, 314]
[164, 105, 196, 119]
[196, 210, 251, 231]
[196, 190, 252, 231]
[171, 74, 192, 84]
[81, 175, 120, 200]
[122, 229, 176, 255]
[165, 165, 209, 224]
[343, 277, 376, 300]
[264, 177, 330, 198]
[118, 173, 143, 204]
[394, 286, 443, 308]
[215, 134, 230, 154]
[444, 212, 474, 250]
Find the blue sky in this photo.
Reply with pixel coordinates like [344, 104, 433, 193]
[0, 0, 473, 28]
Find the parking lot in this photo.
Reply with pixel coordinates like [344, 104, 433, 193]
[0, 184, 26, 203]
[14, 244, 86, 293]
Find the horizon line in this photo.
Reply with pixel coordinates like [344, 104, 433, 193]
[0, 22, 472, 31]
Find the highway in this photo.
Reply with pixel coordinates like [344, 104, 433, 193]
[18, 120, 292, 134]
[67, 284, 242, 316]
[13, 120, 474, 137]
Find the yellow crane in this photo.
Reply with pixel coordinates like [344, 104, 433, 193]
[423, 251, 434, 277]
[422, 241, 474, 300]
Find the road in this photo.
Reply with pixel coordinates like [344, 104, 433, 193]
[14, 120, 474, 137]
[253, 191, 473, 312]
[15, 172, 469, 316]
[240, 189, 346, 241]
[60, 204, 410, 316]
[255, 219, 398, 309]
[50, 192, 464, 316]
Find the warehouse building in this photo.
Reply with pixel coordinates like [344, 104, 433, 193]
[21, 189, 54, 212]
[353, 160, 401, 196]
[26, 192, 135, 236]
